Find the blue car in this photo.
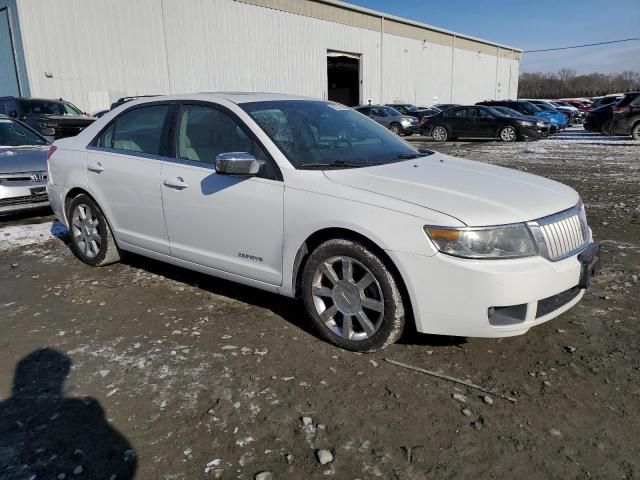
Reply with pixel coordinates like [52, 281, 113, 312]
[477, 100, 568, 129]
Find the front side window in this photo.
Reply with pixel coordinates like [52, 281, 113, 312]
[241, 100, 422, 169]
[0, 119, 48, 146]
[175, 105, 267, 164]
[108, 105, 169, 155]
[453, 108, 468, 118]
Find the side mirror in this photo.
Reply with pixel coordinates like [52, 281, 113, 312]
[215, 152, 264, 176]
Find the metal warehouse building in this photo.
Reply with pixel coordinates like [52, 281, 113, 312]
[0, 0, 521, 113]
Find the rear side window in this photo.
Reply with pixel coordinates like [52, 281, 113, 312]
[618, 93, 640, 108]
[98, 105, 169, 155]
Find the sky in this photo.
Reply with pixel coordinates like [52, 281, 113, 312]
[346, 0, 640, 74]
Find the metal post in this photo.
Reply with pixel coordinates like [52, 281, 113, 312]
[1, 6, 23, 96]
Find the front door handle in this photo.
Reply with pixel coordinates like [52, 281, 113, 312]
[163, 178, 189, 189]
[87, 162, 104, 173]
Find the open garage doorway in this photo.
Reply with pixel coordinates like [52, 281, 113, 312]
[327, 51, 360, 107]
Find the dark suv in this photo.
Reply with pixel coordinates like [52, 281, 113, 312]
[612, 92, 640, 140]
[0, 97, 95, 141]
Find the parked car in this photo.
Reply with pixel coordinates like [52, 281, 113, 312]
[523, 100, 578, 126]
[47, 93, 599, 351]
[590, 95, 623, 110]
[385, 104, 440, 121]
[0, 97, 95, 141]
[476, 100, 568, 128]
[353, 105, 420, 135]
[552, 101, 586, 123]
[558, 99, 592, 112]
[611, 91, 640, 140]
[584, 104, 616, 134]
[92, 109, 110, 119]
[492, 106, 555, 134]
[0, 115, 50, 215]
[421, 105, 545, 142]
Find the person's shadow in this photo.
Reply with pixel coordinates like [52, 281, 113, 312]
[0, 348, 137, 479]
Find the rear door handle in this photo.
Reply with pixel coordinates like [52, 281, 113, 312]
[87, 162, 104, 173]
[163, 178, 189, 189]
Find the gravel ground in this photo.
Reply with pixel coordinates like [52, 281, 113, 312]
[0, 128, 639, 480]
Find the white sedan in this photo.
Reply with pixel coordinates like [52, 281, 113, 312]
[47, 93, 599, 351]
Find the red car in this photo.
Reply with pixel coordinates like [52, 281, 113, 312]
[558, 99, 592, 112]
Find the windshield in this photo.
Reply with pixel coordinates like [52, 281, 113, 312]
[241, 100, 423, 169]
[498, 107, 523, 117]
[382, 106, 401, 116]
[18, 100, 84, 116]
[403, 105, 419, 112]
[485, 106, 506, 118]
[519, 102, 542, 115]
[0, 119, 48, 146]
[533, 102, 555, 112]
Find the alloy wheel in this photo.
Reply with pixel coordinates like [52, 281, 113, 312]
[311, 256, 385, 341]
[500, 126, 516, 142]
[71, 204, 102, 259]
[432, 126, 447, 141]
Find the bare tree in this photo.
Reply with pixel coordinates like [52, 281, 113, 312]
[518, 70, 640, 98]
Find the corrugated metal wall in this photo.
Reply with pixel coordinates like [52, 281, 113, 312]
[0, 0, 29, 97]
[13, 0, 519, 112]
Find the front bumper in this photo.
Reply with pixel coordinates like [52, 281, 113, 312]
[389, 243, 597, 338]
[402, 124, 421, 135]
[0, 183, 49, 215]
[519, 126, 545, 140]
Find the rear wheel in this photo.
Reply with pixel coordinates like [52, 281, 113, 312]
[431, 125, 448, 142]
[301, 239, 406, 352]
[389, 123, 402, 135]
[499, 125, 517, 142]
[631, 122, 640, 141]
[67, 194, 120, 267]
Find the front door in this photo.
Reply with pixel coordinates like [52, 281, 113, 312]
[472, 107, 499, 137]
[87, 103, 171, 254]
[161, 103, 284, 285]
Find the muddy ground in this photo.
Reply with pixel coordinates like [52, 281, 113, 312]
[1, 128, 639, 480]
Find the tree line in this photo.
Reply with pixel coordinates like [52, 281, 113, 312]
[518, 69, 640, 99]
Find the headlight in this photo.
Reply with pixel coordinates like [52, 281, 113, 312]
[400, 119, 412, 126]
[39, 121, 56, 128]
[424, 224, 538, 259]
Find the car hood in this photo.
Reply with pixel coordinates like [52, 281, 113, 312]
[32, 115, 95, 125]
[323, 153, 579, 226]
[0, 146, 48, 173]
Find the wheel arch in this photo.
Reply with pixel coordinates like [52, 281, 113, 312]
[64, 187, 120, 247]
[291, 227, 414, 321]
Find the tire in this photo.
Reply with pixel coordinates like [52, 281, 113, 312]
[389, 123, 402, 135]
[67, 194, 120, 267]
[499, 125, 517, 142]
[431, 125, 448, 142]
[301, 238, 406, 352]
[632, 122, 640, 141]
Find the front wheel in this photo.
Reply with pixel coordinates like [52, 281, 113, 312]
[499, 125, 517, 142]
[389, 123, 402, 135]
[301, 239, 406, 352]
[68, 194, 120, 267]
[431, 125, 448, 142]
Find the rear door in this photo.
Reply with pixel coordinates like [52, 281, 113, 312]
[87, 103, 172, 254]
[160, 102, 284, 285]
[448, 107, 472, 136]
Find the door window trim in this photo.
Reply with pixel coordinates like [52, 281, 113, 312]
[165, 100, 283, 182]
[87, 101, 177, 161]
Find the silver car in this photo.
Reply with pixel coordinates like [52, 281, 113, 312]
[353, 105, 420, 136]
[0, 115, 50, 215]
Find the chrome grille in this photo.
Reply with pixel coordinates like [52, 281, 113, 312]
[528, 203, 590, 261]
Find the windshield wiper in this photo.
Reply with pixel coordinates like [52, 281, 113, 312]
[394, 150, 434, 160]
[298, 161, 363, 169]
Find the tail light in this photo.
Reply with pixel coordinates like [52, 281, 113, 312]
[420, 116, 430, 124]
[613, 106, 630, 114]
[47, 145, 58, 161]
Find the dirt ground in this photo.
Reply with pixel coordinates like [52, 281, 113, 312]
[1, 128, 639, 480]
